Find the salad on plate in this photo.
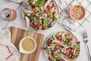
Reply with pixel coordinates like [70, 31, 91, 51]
[24, 0, 60, 30]
[44, 32, 80, 61]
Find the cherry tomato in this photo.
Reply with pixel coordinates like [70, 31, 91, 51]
[68, 38, 72, 43]
[66, 48, 71, 53]
[69, 55, 75, 60]
[46, 5, 51, 11]
[65, 33, 68, 37]
[56, 35, 62, 41]
[31, 12, 35, 16]
[48, 42, 52, 46]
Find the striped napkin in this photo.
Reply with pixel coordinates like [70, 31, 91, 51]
[0, 28, 20, 61]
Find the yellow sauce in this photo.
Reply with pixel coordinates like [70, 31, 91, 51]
[22, 38, 35, 52]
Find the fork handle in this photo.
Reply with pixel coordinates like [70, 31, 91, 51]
[84, 43, 91, 61]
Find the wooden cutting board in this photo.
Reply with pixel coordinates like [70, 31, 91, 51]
[10, 27, 44, 61]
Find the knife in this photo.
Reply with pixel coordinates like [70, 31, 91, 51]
[83, 31, 91, 61]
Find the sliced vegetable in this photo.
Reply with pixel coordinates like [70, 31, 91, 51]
[56, 35, 62, 41]
[48, 42, 52, 46]
[74, 50, 79, 57]
[68, 34, 72, 39]
[54, 14, 60, 20]
[68, 38, 72, 43]
[36, 0, 45, 7]
[31, 16, 39, 23]
[28, 0, 34, 4]
[31, 12, 35, 16]
[46, 48, 52, 54]
[48, 36, 54, 41]
[66, 47, 72, 53]
[47, 37, 54, 46]
[69, 55, 75, 60]
[63, 38, 70, 46]
[73, 44, 80, 49]
[55, 32, 60, 37]
[43, 18, 51, 26]
[35, 8, 44, 15]
[46, 5, 51, 11]
[65, 33, 68, 37]
[54, 54, 58, 59]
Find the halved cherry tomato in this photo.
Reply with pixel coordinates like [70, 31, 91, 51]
[65, 33, 68, 37]
[68, 38, 72, 43]
[48, 42, 52, 46]
[56, 35, 62, 41]
[31, 12, 35, 16]
[46, 5, 51, 11]
[69, 55, 75, 60]
[66, 48, 71, 53]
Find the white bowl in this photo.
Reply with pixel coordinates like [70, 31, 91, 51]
[19, 36, 37, 54]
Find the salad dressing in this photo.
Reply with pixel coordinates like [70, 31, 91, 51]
[22, 38, 35, 51]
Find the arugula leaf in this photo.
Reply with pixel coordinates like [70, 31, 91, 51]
[55, 32, 60, 37]
[73, 44, 80, 49]
[43, 18, 51, 26]
[48, 36, 54, 41]
[36, 0, 45, 7]
[68, 34, 72, 39]
[46, 49, 52, 54]
[63, 38, 71, 46]
[28, 0, 34, 4]
[35, 8, 44, 14]
[54, 54, 58, 60]
[75, 50, 79, 57]
[31, 16, 39, 23]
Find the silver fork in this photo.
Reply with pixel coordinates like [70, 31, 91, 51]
[83, 31, 91, 61]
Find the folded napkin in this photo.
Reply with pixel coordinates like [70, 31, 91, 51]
[0, 28, 20, 61]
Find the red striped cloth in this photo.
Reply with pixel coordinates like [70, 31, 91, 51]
[0, 28, 20, 61]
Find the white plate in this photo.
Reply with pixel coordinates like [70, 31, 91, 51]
[43, 31, 80, 61]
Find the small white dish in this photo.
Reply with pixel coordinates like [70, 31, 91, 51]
[19, 36, 37, 54]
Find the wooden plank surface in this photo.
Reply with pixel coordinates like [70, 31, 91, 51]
[10, 27, 44, 61]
